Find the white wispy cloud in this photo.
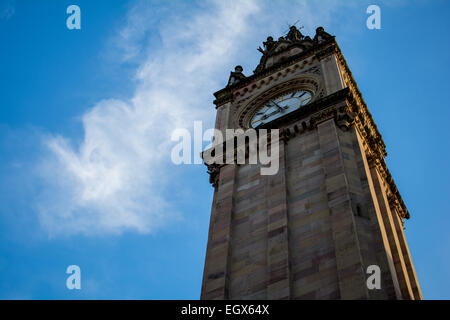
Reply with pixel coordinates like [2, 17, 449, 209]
[37, 0, 261, 236]
[37, 0, 351, 236]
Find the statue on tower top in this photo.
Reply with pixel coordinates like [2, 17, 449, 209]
[285, 25, 303, 42]
[258, 36, 275, 54]
[250, 25, 334, 75]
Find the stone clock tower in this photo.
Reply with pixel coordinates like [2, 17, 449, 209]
[200, 26, 422, 300]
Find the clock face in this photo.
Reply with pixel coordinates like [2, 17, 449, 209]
[249, 90, 313, 128]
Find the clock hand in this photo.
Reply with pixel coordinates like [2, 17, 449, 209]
[269, 99, 283, 110]
[270, 100, 291, 113]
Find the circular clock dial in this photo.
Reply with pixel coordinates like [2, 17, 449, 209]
[249, 90, 313, 128]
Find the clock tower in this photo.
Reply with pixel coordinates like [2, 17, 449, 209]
[200, 26, 422, 300]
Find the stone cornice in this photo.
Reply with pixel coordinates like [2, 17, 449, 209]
[203, 90, 352, 189]
[333, 44, 410, 221]
[260, 87, 350, 129]
[366, 154, 410, 220]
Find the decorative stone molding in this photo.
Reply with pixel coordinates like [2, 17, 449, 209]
[206, 163, 221, 188]
[213, 38, 336, 108]
[366, 150, 410, 220]
[315, 45, 336, 60]
[328, 42, 411, 221]
[234, 64, 321, 102]
[213, 92, 234, 108]
[253, 26, 331, 74]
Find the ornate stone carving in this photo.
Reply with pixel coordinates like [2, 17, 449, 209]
[213, 28, 336, 108]
[206, 163, 221, 188]
[227, 65, 246, 87]
[253, 26, 329, 74]
[313, 26, 333, 44]
[286, 26, 304, 41]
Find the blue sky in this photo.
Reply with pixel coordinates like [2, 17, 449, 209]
[0, 0, 449, 299]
